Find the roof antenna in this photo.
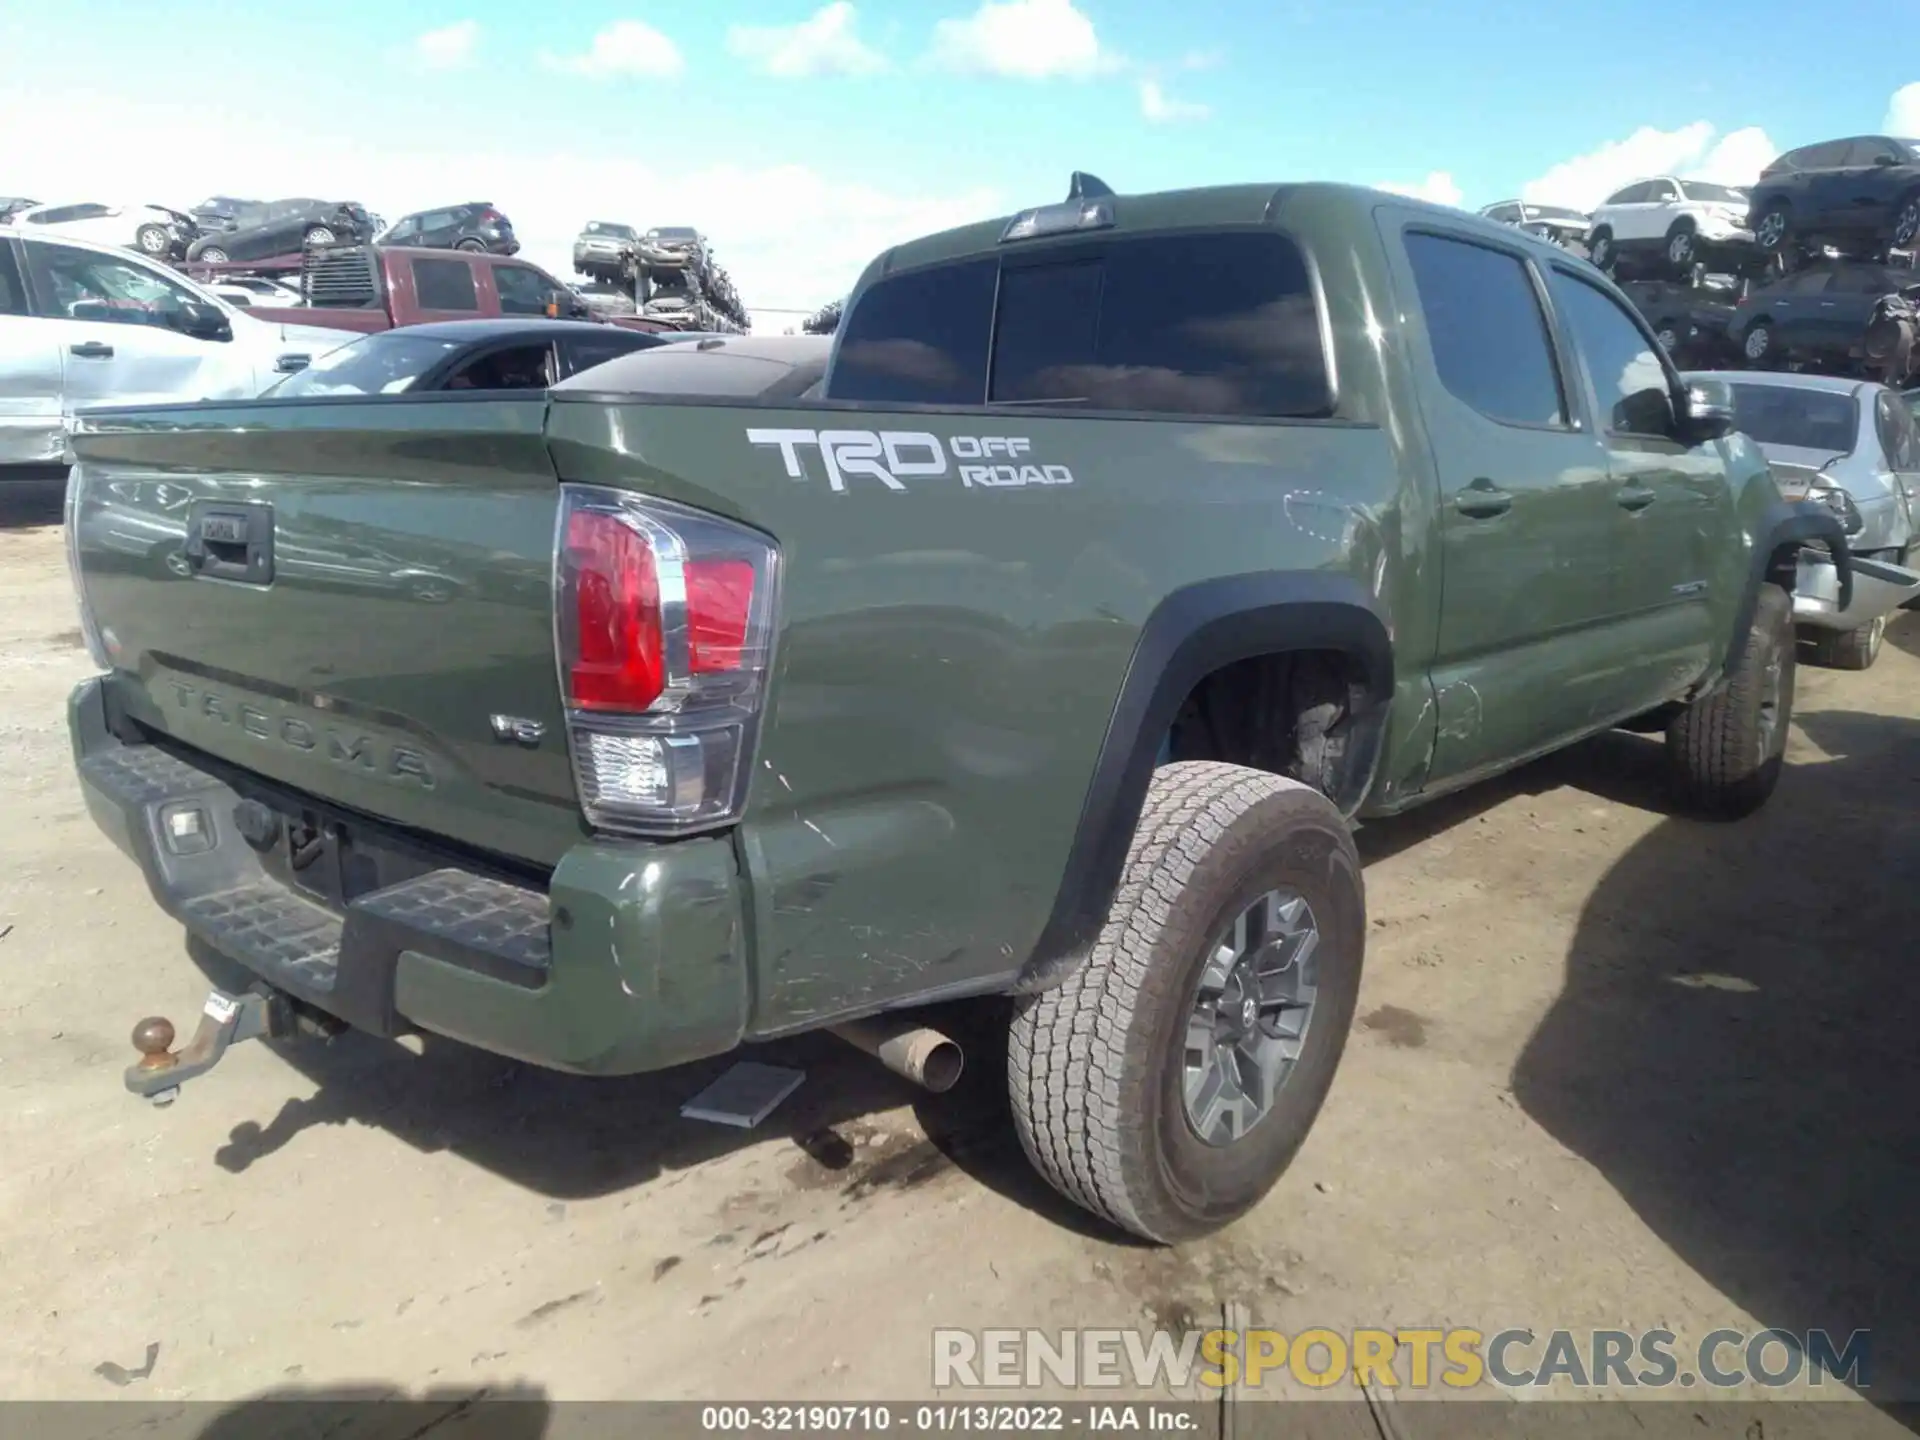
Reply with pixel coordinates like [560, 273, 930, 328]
[1068, 172, 1115, 201]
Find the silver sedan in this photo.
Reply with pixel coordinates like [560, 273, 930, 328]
[1690, 369, 1920, 668]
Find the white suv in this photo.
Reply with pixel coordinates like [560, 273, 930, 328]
[1586, 177, 1758, 277]
[0, 231, 356, 472]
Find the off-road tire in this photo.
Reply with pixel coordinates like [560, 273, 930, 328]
[1007, 761, 1365, 1244]
[1806, 613, 1886, 672]
[1666, 583, 1794, 819]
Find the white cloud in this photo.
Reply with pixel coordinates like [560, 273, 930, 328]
[1887, 82, 1920, 135]
[1178, 48, 1225, 70]
[928, 0, 1113, 79]
[543, 20, 685, 80]
[410, 20, 479, 71]
[728, 3, 887, 77]
[1139, 80, 1208, 124]
[1376, 171, 1464, 208]
[0, 88, 992, 315]
[1521, 122, 1778, 210]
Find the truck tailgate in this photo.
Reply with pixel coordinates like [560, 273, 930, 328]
[69, 398, 582, 868]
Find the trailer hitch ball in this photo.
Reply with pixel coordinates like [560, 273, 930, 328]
[133, 1017, 178, 1071]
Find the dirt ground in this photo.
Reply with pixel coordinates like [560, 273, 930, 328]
[2, 475, 1916, 1435]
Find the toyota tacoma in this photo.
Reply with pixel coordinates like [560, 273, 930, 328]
[64, 178, 1867, 1243]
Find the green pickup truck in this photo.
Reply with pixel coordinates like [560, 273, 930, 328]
[66, 178, 1857, 1243]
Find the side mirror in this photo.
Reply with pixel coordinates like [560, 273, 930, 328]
[1680, 378, 1737, 442]
[179, 300, 233, 342]
[1873, 154, 1898, 167]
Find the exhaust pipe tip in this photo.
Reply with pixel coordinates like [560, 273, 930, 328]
[916, 1036, 965, 1094]
[829, 1018, 965, 1094]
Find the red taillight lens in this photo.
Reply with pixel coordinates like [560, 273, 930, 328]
[565, 509, 664, 710]
[687, 559, 754, 672]
[556, 487, 779, 836]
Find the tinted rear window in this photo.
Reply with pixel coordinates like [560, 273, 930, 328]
[832, 257, 998, 405]
[414, 257, 478, 311]
[1728, 383, 1859, 454]
[832, 232, 1332, 418]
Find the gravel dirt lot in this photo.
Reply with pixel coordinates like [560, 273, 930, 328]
[2, 475, 1915, 1436]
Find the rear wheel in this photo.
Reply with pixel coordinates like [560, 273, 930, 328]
[195, 245, 229, 265]
[1665, 222, 1697, 275]
[1008, 762, 1365, 1244]
[455, 237, 487, 252]
[1666, 583, 1794, 819]
[1742, 320, 1778, 368]
[1588, 226, 1616, 271]
[135, 224, 170, 256]
[1754, 203, 1792, 255]
[1806, 614, 1886, 671]
[1893, 192, 1920, 251]
[303, 225, 336, 248]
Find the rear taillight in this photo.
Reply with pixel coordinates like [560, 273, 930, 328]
[555, 486, 779, 836]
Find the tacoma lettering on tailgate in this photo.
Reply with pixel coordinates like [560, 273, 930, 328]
[166, 683, 435, 788]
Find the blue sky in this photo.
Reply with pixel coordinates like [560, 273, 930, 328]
[5, 2, 1917, 320]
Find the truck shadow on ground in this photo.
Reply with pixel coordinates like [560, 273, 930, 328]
[189, 721, 1782, 1247]
[0, 471, 68, 531]
[1512, 708, 1920, 1419]
[193, 933, 1116, 1236]
[189, 1382, 551, 1440]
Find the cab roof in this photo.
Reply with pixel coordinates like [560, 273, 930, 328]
[859, 180, 1521, 280]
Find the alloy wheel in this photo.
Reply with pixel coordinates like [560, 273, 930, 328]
[1182, 889, 1321, 1146]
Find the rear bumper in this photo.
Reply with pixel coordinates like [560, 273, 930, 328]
[70, 677, 749, 1077]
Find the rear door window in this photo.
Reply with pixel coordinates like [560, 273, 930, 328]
[413, 257, 478, 311]
[1402, 231, 1566, 427]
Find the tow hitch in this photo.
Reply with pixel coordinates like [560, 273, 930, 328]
[126, 987, 331, 1106]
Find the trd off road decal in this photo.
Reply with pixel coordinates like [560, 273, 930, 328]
[746, 428, 1075, 494]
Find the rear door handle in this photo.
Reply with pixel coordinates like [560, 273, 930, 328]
[1454, 482, 1512, 519]
[1617, 485, 1657, 512]
[69, 341, 114, 359]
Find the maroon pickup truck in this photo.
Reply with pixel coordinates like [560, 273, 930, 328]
[189, 245, 668, 336]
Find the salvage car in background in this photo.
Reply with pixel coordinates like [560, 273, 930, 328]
[1726, 261, 1920, 381]
[11, 202, 192, 260]
[1747, 136, 1920, 262]
[186, 199, 374, 264]
[374, 203, 518, 255]
[263, 318, 668, 397]
[1619, 277, 1743, 368]
[0, 197, 40, 224]
[1694, 369, 1920, 668]
[1478, 200, 1590, 250]
[189, 195, 258, 233]
[0, 231, 355, 472]
[1586, 177, 1757, 277]
[572, 220, 637, 282]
